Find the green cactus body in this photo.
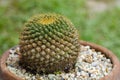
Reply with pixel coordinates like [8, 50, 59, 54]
[19, 13, 80, 73]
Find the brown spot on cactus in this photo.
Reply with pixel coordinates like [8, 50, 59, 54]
[19, 13, 80, 73]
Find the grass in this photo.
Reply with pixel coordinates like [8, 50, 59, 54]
[0, 0, 120, 59]
[83, 8, 120, 58]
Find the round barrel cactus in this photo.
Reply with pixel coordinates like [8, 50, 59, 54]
[19, 13, 80, 73]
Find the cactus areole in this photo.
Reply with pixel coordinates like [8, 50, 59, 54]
[19, 13, 80, 73]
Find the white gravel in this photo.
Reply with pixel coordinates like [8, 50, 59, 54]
[6, 45, 113, 80]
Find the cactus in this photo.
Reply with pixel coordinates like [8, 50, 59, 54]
[19, 13, 80, 73]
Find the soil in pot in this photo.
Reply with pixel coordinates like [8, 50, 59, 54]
[5, 43, 113, 80]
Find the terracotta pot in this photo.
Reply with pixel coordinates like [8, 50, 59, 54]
[0, 41, 120, 80]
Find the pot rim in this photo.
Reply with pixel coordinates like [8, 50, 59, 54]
[0, 40, 120, 80]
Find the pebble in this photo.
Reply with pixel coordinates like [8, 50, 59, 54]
[48, 74, 57, 80]
[6, 45, 113, 80]
[91, 62, 98, 67]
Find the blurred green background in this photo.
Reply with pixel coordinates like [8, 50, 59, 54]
[0, 0, 120, 59]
